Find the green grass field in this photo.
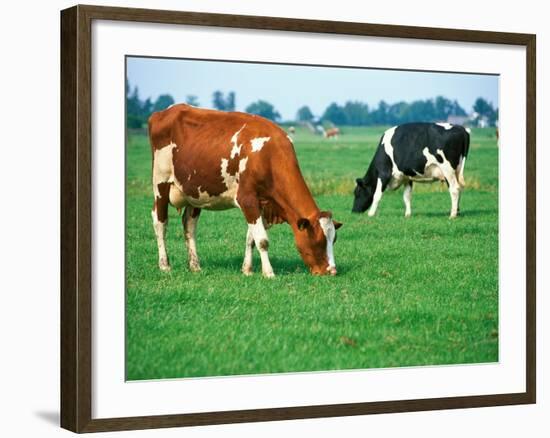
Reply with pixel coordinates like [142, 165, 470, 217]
[126, 126, 499, 380]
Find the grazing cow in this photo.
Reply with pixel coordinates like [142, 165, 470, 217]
[148, 104, 342, 277]
[352, 122, 470, 218]
[325, 127, 340, 139]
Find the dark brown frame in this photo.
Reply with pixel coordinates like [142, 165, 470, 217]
[61, 4, 536, 433]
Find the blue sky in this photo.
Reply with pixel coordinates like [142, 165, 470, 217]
[126, 56, 498, 121]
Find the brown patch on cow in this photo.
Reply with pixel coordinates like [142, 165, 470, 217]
[258, 239, 269, 251]
[153, 182, 171, 223]
[261, 199, 287, 226]
[190, 207, 201, 218]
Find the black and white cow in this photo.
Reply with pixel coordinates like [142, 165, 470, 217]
[352, 123, 470, 218]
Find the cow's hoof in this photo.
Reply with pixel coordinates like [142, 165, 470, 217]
[189, 265, 201, 273]
[159, 264, 172, 272]
[449, 214, 458, 220]
[242, 267, 253, 276]
[404, 213, 411, 218]
[262, 271, 275, 279]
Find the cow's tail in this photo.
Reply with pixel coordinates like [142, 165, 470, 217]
[457, 128, 470, 188]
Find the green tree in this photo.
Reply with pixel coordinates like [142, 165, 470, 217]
[322, 102, 347, 125]
[185, 95, 200, 106]
[212, 91, 236, 111]
[296, 105, 314, 122]
[226, 92, 236, 111]
[245, 100, 281, 121]
[153, 94, 175, 112]
[473, 97, 497, 127]
[370, 100, 389, 125]
[343, 101, 370, 126]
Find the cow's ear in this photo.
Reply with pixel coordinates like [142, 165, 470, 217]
[356, 178, 365, 187]
[297, 218, 310, 230]
[333, 220, 343, 230]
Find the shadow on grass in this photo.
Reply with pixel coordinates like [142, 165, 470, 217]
[204, 254, 353, 276]
[420, 208, 495, 218]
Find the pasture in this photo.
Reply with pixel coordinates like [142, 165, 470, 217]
[126, 126, 499, 380]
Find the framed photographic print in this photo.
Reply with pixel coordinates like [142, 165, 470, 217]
[60, 4, 536, 433]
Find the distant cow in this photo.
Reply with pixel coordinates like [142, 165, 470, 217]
[148, 104, 342, 277]
[325, 127, 340, 139]
[352, 123, 470, 218]
[288, 126, 296, 134]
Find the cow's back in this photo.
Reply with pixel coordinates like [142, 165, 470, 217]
[148, 104, 294, 209]
[388, 123, 468, 175]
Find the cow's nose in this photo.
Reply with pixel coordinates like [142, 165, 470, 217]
[328, 267, 337, 276]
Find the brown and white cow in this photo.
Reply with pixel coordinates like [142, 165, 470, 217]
[148, 104, 342, 277]
[325, 127, 340, 139]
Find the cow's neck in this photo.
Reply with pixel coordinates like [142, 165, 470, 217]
[362, 159, 379, 187]
[270, 166, 320, 226]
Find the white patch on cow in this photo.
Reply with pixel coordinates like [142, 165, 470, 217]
[403, 183, 413, 217]
[238, 157, 248, 173]
[241, 228, 255, 275]
[435, 149, 462, 218]
[152, 143, 177, 199]
[230, 124, 246, 158]
[287, 135, 294, 144]
[413, 147, 444, 182]
[436, 122, 453, 130]
[368, 178, 384, 217]
[457, 156, 467, 187]
[250, 136, 271, 152]
[381, 127, 406, 187]
[168, 184, 186, 208]
[183, 207, 201, 272]
[381, 126, 398, 173]
[151, 207, 170, 271]
[249, 217, 274, 278]
[187, 154, 249, 210]
[465, 127, 472, 134]
[319, 217, 336, 271]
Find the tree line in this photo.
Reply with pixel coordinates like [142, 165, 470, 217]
[126, 82, 498, 128]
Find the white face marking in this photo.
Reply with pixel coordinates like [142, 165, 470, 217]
[230, 124, 246, 159]
[319, 217, 336, 270]
[152, 143, 177, 198]
[250, 136, 270, 152]
[436, 122, 453, 130]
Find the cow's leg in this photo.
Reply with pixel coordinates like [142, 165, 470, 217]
[443, 171, 461, 219]
[403, 181, 413, 217]
[241, 228, 255, 276]
[238, 195, 274, 278]
[183, 206, 201, 272]
[368, 178, 385, 217]
[151, 183, 171, 272]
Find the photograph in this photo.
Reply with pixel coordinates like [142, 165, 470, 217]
[125, 56, 500, 381]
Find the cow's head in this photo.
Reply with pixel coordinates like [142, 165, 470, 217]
[352, 178, 374, 213]
[294, 211, 343, 275]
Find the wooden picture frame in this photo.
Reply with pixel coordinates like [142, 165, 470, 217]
[60, 4, 536, 433]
